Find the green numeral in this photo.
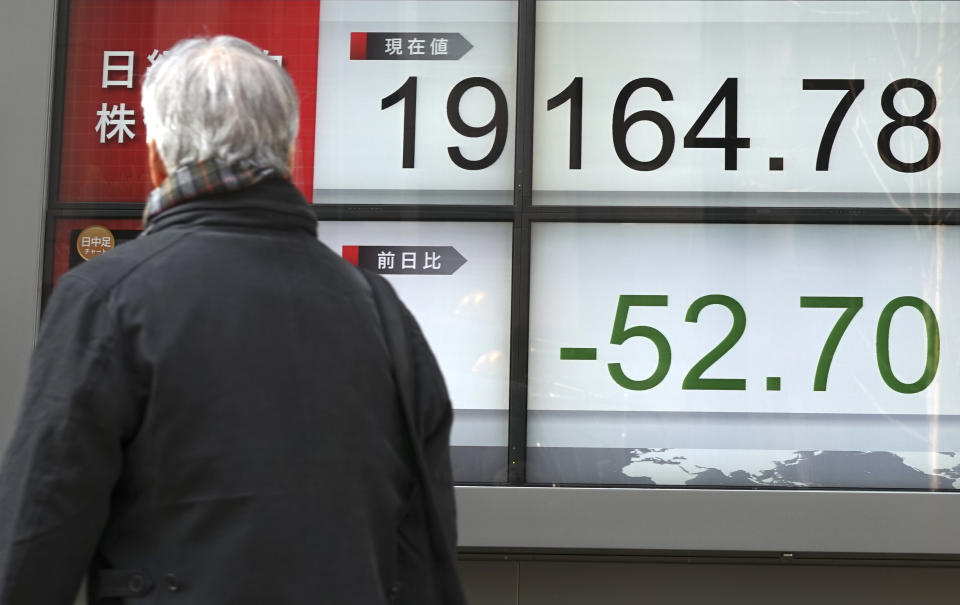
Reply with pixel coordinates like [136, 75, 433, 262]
[877, 296, 940, 394]
[800, 296, 863, 391]
[599, 293, 941, 395]
[682, 295, 747, 390]
[608, 295, 671, 390]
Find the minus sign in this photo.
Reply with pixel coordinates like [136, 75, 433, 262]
[560, 347, 598, 360]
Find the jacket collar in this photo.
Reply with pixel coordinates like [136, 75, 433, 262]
[142, 179, 316, 237]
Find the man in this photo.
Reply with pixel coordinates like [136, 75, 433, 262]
[0, 36, 465, 604]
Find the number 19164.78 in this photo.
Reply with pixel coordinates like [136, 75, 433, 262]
[381, 76, 941, 174]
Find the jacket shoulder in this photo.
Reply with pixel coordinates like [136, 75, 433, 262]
[60, 229, 191, 293]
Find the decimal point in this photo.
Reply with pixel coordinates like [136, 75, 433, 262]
[766, 376, 782, 391]
[769, 157, 784, 171]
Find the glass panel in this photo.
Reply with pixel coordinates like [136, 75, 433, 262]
[314, 1, 518, 205]
[532, 1, 959, 207]
[527, 222, 960, 489]
[57, 0, 518, 205]
[52, 0, 515, 483]
[316, 221, 513, 482]
[58, 0, 322, 202]
[50, 218, 513, 483]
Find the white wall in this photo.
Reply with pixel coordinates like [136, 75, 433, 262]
[0, 0, 56, 448]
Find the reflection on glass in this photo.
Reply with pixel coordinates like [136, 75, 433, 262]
[527, 222, 960, 489]
[532, 1, 959, 207]
[316, 221, 513, 482]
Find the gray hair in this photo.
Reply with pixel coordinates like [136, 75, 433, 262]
[141, 36, 299, 173]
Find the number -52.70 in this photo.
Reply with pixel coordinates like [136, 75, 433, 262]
[602, 294, 940, 394]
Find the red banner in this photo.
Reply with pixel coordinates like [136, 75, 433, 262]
[59, 0, 320, 202]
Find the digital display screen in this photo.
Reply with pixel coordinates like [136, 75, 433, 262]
[315, 221, 513, 482]
[58, 0, 518, 206]
[51, 218, 513, 483]
[57, 0, 321, 202]
[525, 1, 959, 488]
[527, 222, 960, 487]
[533, 1, 959, 206]
[313, 1, 518, 204]
[49, 0, 960, 492]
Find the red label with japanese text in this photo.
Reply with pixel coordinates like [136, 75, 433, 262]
[59, 0, 320, 202]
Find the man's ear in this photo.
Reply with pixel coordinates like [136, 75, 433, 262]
[148, 139, 168, 187]
[288, 142, 296, 171]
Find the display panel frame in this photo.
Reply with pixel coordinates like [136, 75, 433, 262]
[42, 0, 960, 556]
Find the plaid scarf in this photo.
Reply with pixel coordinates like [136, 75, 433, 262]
[142, 159, 289, 225]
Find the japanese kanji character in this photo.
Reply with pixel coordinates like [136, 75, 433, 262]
[95, 103, 136, 143]
[102, 51, 135, 88]
[430, 38, 448, 56]
[384, 38, 403, 56]
[147, 49, 168, 66]
[423, 251, 441, 270]
[262, 50, 283, 67]
[401, 252, 417, 270]
[408, 38, 425, 55]
[377, 250, 395, 270]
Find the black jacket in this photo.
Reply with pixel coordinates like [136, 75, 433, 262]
[0, 180, 462, 604]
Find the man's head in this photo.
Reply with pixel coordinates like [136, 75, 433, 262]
[141, 36, 299, 186]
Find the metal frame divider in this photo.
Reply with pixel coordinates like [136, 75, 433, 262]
[41, 0, 73, 308]
[507, 0, 537, 485]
